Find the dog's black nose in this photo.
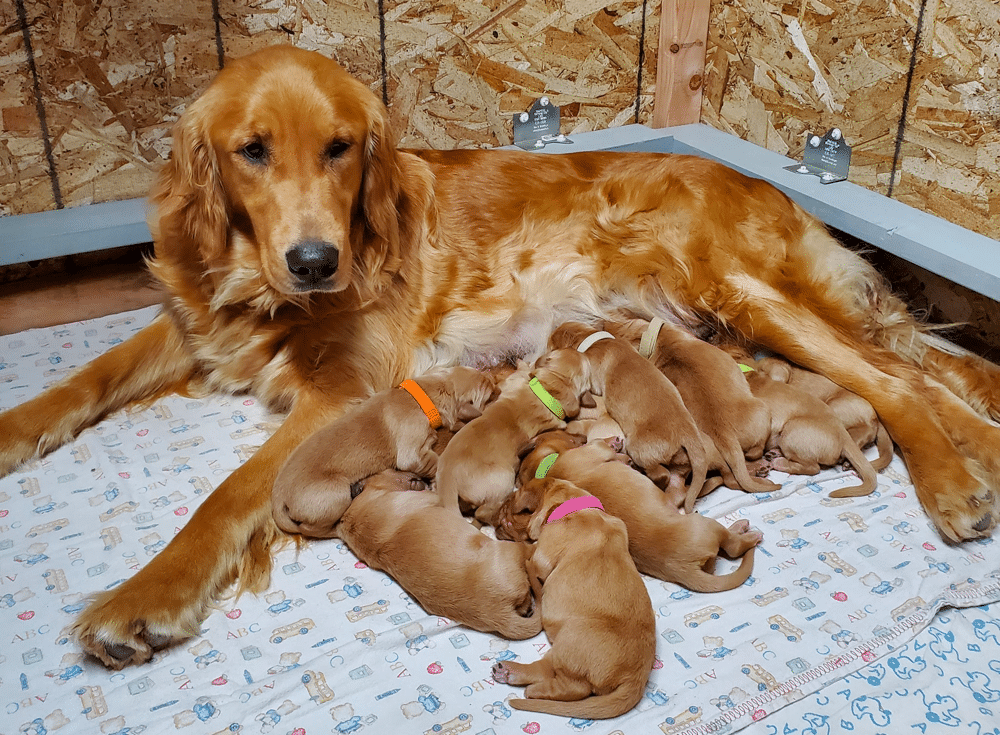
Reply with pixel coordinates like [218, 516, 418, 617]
[286, 240, 339, 286]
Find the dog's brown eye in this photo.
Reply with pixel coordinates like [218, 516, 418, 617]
[324, 140, 350, 161]
[240, 141, 268, 164]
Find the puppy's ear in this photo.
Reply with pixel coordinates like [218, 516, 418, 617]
[149, 107, 228, 269]
[759, 358, 792, 383]
[456, 403, 483, 422]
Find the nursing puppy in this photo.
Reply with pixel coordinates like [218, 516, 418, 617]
[565, 394, 626, 444]
[491, 477, 655, 719]
[436, 349, 592, 525]
[550, 322, 707, 508]
[506, 433, 761, 592]
[335, 469, 540, 639]
[734, 354, 881, 498]
[756, 355, 894, 470]
[272, 366, 494, 537]
[607, 318, 779, 509]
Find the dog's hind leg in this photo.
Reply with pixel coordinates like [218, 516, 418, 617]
[0, 313, 194, 476]
[723, 278, 999, 542]
[72, 389, 344, 669]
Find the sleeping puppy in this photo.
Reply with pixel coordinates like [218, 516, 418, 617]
[550, 322, 708, 508]
[565, 394, 626, 444]
[505, 433, 761, 592]
[731, 352, 882, 498]
[606, 318, 779, 509]
[756, 355, 894, 470]
[335, 469, 541, 640]
[271, 365, 494, 537]
[490, 476, 655, 719]
[435, 349, 593, 525]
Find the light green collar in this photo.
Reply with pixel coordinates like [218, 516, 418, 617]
[529, 377, 565, 420]
[739, 363, 755, 373]
[535, 453, 559, 479]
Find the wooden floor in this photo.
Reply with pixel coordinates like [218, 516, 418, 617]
[0, 260, 163, 336]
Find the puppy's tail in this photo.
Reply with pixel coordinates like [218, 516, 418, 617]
[683, 439, 709, 514]
[718, 436, 781, 496]
[508, 676, 646, 719]
[870, 422, 894, 472]
[679, 547, 756, 594]
[828, 433, 879, 498]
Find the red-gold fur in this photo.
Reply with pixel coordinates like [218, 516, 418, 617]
[491, 477, 656, 719]
[0, 45, 998, 668]
[335, 470, 540, 640]
[503, 433, 761, 593]
[271, 365, 495, 537]
[435, 349, 592, 525]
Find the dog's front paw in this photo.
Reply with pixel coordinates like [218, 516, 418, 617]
[911, 454, 998, 542]
[492, 662, 511, 683]
[602, 435, 625, 454]
[73, 578, 205, 670]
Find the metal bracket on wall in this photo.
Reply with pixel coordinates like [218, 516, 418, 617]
[784, 128, 852, 184]
[512, 97, 572, 150]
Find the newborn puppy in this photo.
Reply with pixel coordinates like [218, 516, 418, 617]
[565, 394, 626, 444]
[491, 477, 655, 719]
[736, 354, 881, 498]
[757, 355, 893, 470]
[335, 469, 541, 639]
[506, 437, 761, 592]
[436, 349, 593, 525]
[272, 366, 494, 537]
[607, 318, 780, 509]
[550, 322, 708, 508]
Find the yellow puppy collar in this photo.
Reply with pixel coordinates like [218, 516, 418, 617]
[529, 377, 565, 420]
[534, 453, 559, 479]
[738, 363, 755, 373]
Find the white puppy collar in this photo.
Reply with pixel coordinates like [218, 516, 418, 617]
[577, 331, 615, 353]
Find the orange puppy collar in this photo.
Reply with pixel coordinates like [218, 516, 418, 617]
[398, 379, 442, 429]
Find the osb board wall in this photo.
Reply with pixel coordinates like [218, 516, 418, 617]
[701, 0, 1000, 243]
[0, 0, 658, 218]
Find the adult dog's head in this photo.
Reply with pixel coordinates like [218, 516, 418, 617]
[150, 45, 418, 310]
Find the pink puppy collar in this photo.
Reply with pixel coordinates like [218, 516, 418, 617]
[546, 495, 605, 524]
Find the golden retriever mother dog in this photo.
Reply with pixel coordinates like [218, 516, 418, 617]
[0, 44, 997, 669]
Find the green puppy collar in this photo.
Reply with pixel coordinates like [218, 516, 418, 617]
[529, 377, 566, 420]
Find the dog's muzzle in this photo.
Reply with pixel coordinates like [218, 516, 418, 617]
[286, 239, 339, 289]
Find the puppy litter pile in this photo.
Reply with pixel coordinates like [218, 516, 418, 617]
[2, 305, 999, 735]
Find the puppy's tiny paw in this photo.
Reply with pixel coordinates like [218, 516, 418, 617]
[604, 435, 625, 453]
[491, 662, 510, 683]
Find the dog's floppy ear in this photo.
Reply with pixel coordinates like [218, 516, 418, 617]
[357, 100, 403, 276]
[149, 106, 228, 270]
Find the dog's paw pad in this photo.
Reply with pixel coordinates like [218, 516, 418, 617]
[105, 642, 136, 661]
[930, 477, 999, 541]
[606, 436, 625, 453]
[972, 512, 995, 533]
[491, 663, 510, 683]
[143, 632, 172, 650]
